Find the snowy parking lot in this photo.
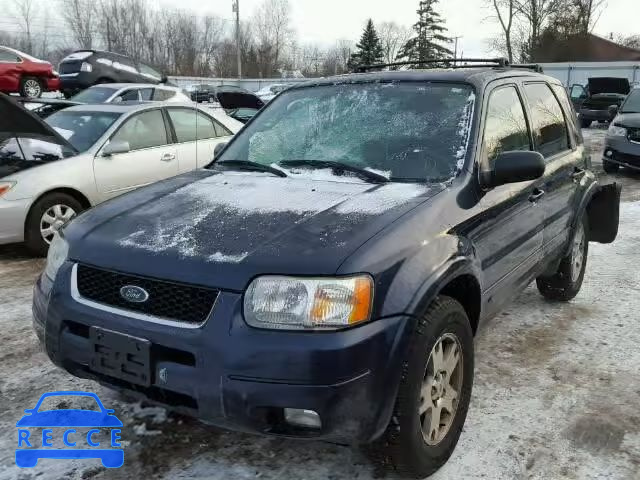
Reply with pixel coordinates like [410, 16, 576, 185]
[0, 127, 638, 480]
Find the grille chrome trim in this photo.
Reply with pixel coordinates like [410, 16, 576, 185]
[70, 264, 215, 329]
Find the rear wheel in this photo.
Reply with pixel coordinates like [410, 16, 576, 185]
[536, 214, 588, 301]
[602, 160, 619, 173]
[20, 76, 43, 98]
[580, 118, 592, 128]
[25, 193, 84, 256]
[372, 296, 474, 478]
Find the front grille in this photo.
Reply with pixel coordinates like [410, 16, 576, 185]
[76, 264, 218, 325]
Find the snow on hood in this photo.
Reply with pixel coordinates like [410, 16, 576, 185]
[116, 172, 431, 262]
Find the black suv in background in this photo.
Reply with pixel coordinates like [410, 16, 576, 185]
[58, 50, 167, 97]
[35, 59, 620, 478]
[570, 77, 631, 128]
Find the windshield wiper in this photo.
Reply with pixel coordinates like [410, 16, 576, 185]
[215, 160, 288, 178]
[280, 160, 389, 183]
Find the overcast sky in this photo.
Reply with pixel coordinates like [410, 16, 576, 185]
[172, 0, 638, 57]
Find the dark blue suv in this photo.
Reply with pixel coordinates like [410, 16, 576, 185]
[34, 60, 620, 478]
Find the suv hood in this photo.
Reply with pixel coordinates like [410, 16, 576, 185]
[66, 170, 442, 291]
[0, 93, 78, 178]
[613, 113, 640, 128]
[216, 91, 264, 110]
[588, 77, 630, 96]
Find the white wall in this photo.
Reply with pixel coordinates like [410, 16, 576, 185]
[540, 62, 640, 87]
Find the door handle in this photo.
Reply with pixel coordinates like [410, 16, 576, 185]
[529, 188, 545, 202]
[160, 153, 176, 162]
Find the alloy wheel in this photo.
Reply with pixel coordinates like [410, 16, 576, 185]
[571, 222, 586, 283]
[419, 333, 464, 446]
[24, 79, 42, 98]
[40, 204, 76, 244]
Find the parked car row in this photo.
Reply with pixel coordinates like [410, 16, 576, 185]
[603, 87, 640, 173]
[0, 93, 242, 254]
[24, 61, 621, 478]
[0, 46, 60, 98]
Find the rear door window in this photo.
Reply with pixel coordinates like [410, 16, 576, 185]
[551, 83, 581, 146]
[111, 110, 168, 150]
[0, 49, 20, 62]
[523, 83, 570, 159]
[139, 88, 153, 101]
[167, 109, 198, 142]
[483, 85, 531, 166]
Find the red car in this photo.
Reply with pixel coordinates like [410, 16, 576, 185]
[0, 46, 60, 98]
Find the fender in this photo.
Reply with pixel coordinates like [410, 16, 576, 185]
[406, 255, 481, 319]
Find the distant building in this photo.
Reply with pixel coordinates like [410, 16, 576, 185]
[534, 33, 640, 62]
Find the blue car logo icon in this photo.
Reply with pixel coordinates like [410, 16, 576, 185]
[16, 391, 124, 468]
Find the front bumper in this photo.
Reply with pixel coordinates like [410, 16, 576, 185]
[0, 197, 30, 244]
[59, 73, 95, 94]
[579, 108, 613, 122]
[603, 136, 640, 169]
[33, 264, 412, 443]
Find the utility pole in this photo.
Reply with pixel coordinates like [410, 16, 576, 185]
[233, 0, 242, 79]
[452, 36, 462, 66]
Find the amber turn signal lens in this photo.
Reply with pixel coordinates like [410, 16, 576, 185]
[349, 277, 373, 325]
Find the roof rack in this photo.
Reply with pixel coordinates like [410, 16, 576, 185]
[354, 57, 543, 74]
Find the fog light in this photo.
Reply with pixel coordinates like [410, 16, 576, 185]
[284, 408, 321, 429]
[605, 150, 613, 157]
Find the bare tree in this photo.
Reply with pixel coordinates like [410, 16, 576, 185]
[59, 0, 94, 48]
[11, 0, 37, 53]
[513, 0, 564, 60]
[377, 21, 413, 64]
[571, 0, 606, 33]
[252, 0, 293, 77]
[488, 0, 516, 62]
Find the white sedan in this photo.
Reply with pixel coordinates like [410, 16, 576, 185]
[0, 96, 242, 254]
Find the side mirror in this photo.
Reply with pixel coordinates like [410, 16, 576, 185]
[608, 104, 619, 118]
[481, 151, 545, 188]
[213, 142, 227, 158]
[103, 140, 131, 156]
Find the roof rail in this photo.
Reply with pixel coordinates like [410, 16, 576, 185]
[510, 63, 544, 73]
[355, 57, 510, 73]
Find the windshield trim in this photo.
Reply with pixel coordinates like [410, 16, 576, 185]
[206, 80, 478, 182]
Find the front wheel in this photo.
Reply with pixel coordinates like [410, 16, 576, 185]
[25, 192, 84, 256]
[536, 214, 588, 301]
[372, 296, 474, 478]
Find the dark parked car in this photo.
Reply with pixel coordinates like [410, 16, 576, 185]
[58, 50, 167, 97]
[602, 88, 640, 173]
[34, 62, 620, 478]
[187, 84, 265, 123]
[570, 77, 631, 128]
[0, 46, 60, 98]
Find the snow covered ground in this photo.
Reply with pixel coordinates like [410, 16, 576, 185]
[0, 128, 638, 480]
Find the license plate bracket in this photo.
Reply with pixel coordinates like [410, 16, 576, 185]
[89, 326, 151, 387]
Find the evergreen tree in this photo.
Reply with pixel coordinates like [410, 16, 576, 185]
[397, 0, 453, 67]
[349, 19, 384, 68]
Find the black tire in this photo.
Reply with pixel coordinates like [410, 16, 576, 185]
[25, 192, 84, 256]
[536, 214, 589, 302]
[602, 160, 619, 174]
[20, 76, 43, 98]
[580, 118, 592, 128]
[371, 296, 474, 478]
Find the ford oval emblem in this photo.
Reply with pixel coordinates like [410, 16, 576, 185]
[119, 285, 149, 303]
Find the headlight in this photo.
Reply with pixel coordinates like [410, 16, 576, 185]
[607, 125, 627, 137]
[244, 275, 373, 330]
[0, 181, 15, 197]
[44, 234, 69, 281]
[80, 62, 92, 72]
